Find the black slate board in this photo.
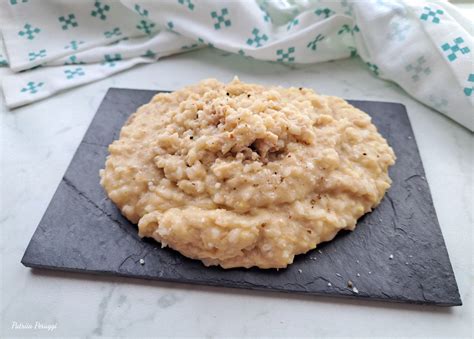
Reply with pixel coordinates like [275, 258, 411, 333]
[22, 88, 461, 306]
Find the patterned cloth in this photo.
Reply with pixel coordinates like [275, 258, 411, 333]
[0, 0, 472, 130]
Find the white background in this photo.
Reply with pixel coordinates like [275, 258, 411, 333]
[1, 4, 472, 338]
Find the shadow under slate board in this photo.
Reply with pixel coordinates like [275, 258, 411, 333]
[22, 88, 461, 306]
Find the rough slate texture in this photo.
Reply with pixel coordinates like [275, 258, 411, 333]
[22, 88, 461, 306]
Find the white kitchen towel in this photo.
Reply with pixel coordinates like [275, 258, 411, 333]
[0, 0, 472, 130]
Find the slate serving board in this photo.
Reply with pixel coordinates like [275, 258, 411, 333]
[22, 88, 461, 306]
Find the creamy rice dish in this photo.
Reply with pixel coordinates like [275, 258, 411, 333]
[100, 78, 395, 269]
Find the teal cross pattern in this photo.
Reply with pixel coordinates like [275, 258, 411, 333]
[64, 67, 85, 79]
[338, 24, 351, 35]
[246, 28, 268, 47]
[420, 6, 443, 24]
[428, 94, 448, 110]
[58, 14, 78, 30]
[21, 81, 44, 94]
[259, 5, 271, 23]
[178, 0, 194, 11]
[338, 24, 360, 35]
[137, 20, 156, 35]
[197, 37, 214, 48]
[181, 43, 199, 50]
[102, 54, 122, 67]
[134, 4, 148, 17]
[0, 54, 8, 66]
[167, 21, 179, 34]
[64, 40, 84, 51]
[405, 56, 431, 82]
[387, 22, 410, 41]
[10, 0, 28, 4]
[104, 27, 121, 38]
[110, 37, 129, 46]
[18, 23, 40, 40]
[441, 37, 470, 62]
[307, 34, 324, 51]
[28, 49, 46, 61]
[238, 49, 253, 59]
[315, 8, 334, 19]
[91, 1, 110, 20]
[348, 47, 357, 57]
[211, 8, 231, 30]
[64, 55, 85, 65]
[141, 50, 157, 58]
[366, 62, 379, 76]
[276, 47, 295, 63]
[287, 18, 299, 31]
[463, 74, 474, 97]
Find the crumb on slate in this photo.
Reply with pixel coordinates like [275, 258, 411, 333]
[298, 269, 303, 274]
[356, 273, 360, 277]
[347, 280, 353, 288]
[327, 282, 332, 287]
[389, 254, 394, 260]
[139, 258, 145, 265]
[352, 286, 359, 294]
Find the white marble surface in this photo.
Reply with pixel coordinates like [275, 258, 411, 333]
[1, 45, 473, 337]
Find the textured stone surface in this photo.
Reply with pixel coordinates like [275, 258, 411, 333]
[21, 88, 461, 306]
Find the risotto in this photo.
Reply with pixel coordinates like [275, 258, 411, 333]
[100, 78, 395, 269]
